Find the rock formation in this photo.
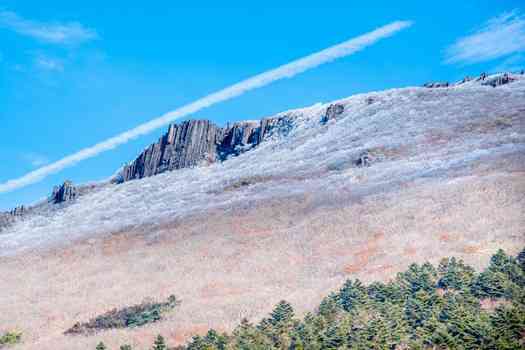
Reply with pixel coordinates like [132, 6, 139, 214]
[482, 73, 516, 87]
[321, 103, 345, 124]
[50, 181, 78, 204]
[9, 205, 26, 216]
[0, 206, 26, 231]
[423, 81, 449, 88]
[119, 115, 295, 182]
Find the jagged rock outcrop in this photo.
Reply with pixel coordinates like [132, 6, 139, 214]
[321, 103, 345, 124]
[423, 82, 449, 88]
[120, 120, 223, 181]
[482, 73, 516, 87]
[355, 152, 371, 167]
[9, 205, 26, 216]
[0, 206, 26, 231]
[50, 181, 78, 204]
[218, 121, 260, 160]
[119, 115, 295, 182]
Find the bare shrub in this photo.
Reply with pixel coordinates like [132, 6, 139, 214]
[65, 295, 180, 335]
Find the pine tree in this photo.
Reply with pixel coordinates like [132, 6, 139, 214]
[321, 324, 343, 350]
[120, 345, 133, 350]
[517, 248, 525, 272]
[366, 281, 390, 303]
[471, 270, 511, 298]
[397, 263, 438, 295]
[95, 342, 107, 350]
[234, 318, 270, 350]
[339, 279, 367, 312]
[404, 289, 440, 330]
[270, 300, 295, 326]
[437, 257, 475, 290]
[152, 334, 167, 350]
[489, 303, 525, 350]
[202, 329, 227, 350]
[318, 293, 342, 323]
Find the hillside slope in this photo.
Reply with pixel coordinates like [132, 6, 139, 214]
[0, 74, 524, 349]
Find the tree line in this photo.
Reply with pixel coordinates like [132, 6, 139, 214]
[94, 247, 525, 350]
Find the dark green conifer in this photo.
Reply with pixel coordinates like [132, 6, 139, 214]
[152, 334, 167, 350]
[95, 342, 107, 350]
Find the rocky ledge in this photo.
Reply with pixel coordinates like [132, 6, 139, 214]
[50, 181, 78, 204]
[118, 114, 297, 182]
[0, 180, 81, 231]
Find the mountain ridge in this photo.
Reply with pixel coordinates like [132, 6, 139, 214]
[1, 72, 524, 349]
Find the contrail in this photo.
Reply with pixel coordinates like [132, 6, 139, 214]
[0, 20, 412, 194]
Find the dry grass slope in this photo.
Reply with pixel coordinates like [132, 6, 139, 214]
[0, 76, 524, 349]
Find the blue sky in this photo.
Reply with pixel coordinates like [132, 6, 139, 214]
[1, 1, 524, 210]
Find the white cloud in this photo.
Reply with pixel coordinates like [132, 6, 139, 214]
[0, 20, 412, 194]
[34, 55, 64, 71]
[0, 10, 97, 45]
[20, 153, 49, 167]
[445, 10, 525, 65]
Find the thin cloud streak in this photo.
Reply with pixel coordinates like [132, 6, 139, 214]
[445, 10, 525, 65]
[0, 20, 412, 194]
[0, 10, 97, 45]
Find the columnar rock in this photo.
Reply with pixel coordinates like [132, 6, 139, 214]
[120, 120, 224, 181]
[119, 116, 295, 182]
[50, 181, 78, 204]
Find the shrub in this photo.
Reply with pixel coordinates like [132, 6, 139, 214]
[0, 331, 22, 348]
[66, 295, 180, 335]
[95, 341, 107, 350]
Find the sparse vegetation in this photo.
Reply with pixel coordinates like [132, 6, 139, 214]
[222, 175, 274, 192]
[66, 295, 180, 335]
[0, 331, 22, 348]
[105, 248, 525, 349]
[95, 341, 107, 350]
[152, 335, 168, 350]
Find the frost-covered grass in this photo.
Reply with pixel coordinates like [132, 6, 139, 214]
[1, 74, 524, 256]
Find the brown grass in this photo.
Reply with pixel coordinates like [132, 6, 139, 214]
[0, 170, 524, 349]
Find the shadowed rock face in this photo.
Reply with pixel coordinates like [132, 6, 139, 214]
[119, 116, 295, 182]
[50, 181, 78, 204]
[120, 120, 223, 181]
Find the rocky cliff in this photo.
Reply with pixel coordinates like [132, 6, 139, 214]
[50, 181, 78, 204]
[0, 181, 81, 231]
[119, 115, 295, 182]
